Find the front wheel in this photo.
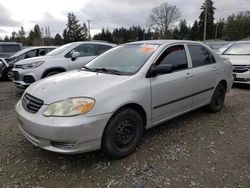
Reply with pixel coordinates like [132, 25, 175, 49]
[207, 83, 226, 113]
[102, 108, 144, 159]
[2, 67, 13, 81]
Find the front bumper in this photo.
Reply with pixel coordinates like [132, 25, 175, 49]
[233, 70, 250, 84]
[16, 100, 112, 154]
[12, 68, 39, 88]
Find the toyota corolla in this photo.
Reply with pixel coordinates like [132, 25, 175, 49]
[16, 40, 233, 159]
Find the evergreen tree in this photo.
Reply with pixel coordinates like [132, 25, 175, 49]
[190, 20, 200, 40]
[224, 11, 250, 40]
[63, 13, 88, 42]
[4, 36, 10, 42]
[198, 0, 216, 40]
[54, 33, 63, 45]
[179, 20, 189, 39]
[172, 27, 180, 39]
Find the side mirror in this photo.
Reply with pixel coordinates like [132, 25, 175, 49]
[146, 64, 173, 78]
[71, 51, 80, 60]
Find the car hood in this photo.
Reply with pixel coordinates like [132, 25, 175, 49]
[222, 55, 250, 65]
[15, 55, 57, 65]
[25, 70, 130, 104]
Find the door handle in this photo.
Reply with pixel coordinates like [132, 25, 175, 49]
[212, 66, 218, 71]
[185, 72, 192, 78]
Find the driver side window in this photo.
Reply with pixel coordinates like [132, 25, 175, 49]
[25, 50, 37, 59]
[67, 44, 95, 58]
[156, 45, 188, 72]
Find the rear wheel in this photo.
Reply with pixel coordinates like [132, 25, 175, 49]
[102, 108, 143, 159]
[207, 83, 226, 113]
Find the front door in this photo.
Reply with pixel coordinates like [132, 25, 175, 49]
[151, 44, 194, 124]
[68, 44, 96, 70]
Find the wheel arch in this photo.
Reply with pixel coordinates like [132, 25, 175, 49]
[41, 67, 66, 78]
[107, 103, 147, 130]
[218, 79, 227, 90]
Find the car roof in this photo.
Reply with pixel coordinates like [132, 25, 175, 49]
[0, 42, 22, 45]
[234, 40, 250, 44]
[67, 41, 117, 47]
[127, 40, 206, 46]
[24, 46, 57, 50]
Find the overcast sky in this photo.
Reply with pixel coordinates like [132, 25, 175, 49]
[0, 0, 250, 38]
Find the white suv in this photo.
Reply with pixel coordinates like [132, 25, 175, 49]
[12, 41, 116, 88]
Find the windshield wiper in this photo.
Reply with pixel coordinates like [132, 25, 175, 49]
[93, 68, 123, 75]
[81, 66, 97, 72]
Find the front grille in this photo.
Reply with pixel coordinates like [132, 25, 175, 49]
[14, 64, 22, 68]
[22, 93, 44, 113]
[234, 78, 250, 82]
[23, 75, 35, 84]
[233, 65, 249, 73]
[12, 71, 20, 80]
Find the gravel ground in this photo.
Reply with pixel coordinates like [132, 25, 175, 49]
[0, 81, 249, 188]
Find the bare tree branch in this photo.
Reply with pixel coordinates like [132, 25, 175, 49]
[147, 2, 181, 38]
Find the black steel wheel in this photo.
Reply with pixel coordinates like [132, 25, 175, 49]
[102, 108, 143, 159]
[207, 83, 226, 113]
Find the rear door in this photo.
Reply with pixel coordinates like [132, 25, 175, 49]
[151, 44, 194, 124]
[187, 44, 219, 107]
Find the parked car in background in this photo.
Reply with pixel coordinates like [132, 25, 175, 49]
[12, 41, 116, 88]
[16, 40, 233, 159]
[220, 41, 250, 84]
[0, 46, 56, 81]
[0, 42, 23, 58]
[217, 43, 233, 55]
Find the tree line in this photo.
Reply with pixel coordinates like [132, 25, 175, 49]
[1, 0, 250, 46]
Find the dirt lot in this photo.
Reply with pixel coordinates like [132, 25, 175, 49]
[0, 81, 249, 188]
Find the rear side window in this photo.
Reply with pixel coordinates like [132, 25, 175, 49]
[188, 45, 215, 67]
[156, 45, 188, 72]
[94, 44, 112, 55]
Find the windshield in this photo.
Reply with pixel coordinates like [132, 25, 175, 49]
[46, 43, 75, 56]
[217, 43, 233, 54]
[85, 44, 159, 75]
[9, 48, 31, 58]
[223, 43, 250, 55]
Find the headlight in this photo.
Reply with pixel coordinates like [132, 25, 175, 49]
[21, 61, 44, 69]
[43, 98, 95, 117]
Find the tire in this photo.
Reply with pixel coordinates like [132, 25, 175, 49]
[44, 71, 60, 77]
[102, 108, 144, 159]
[207, 83, 226, 113]
[1, 67, 13, 81]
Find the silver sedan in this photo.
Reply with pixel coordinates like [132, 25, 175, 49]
[16, 40, 233, 158]
[220, 41, 250, 84]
